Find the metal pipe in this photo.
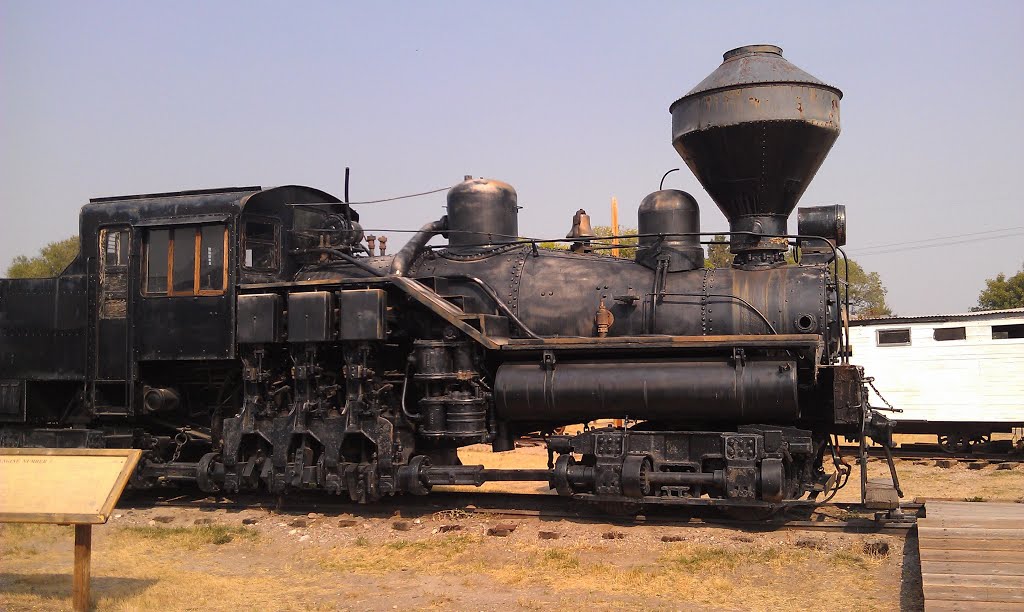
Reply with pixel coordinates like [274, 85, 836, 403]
[391, 218, 447, 276]
[654, 292, 779, 334]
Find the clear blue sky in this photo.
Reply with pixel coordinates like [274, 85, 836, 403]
[2, 1, 1021, 314]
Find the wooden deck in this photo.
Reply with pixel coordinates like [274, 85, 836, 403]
[918, 501, 1024, 611]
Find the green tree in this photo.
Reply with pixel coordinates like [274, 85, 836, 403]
[973, 264, 1024, 311]
[704, 235, 733, 268]
[833, 258, 892, 319]
[6, 236, 80, 278]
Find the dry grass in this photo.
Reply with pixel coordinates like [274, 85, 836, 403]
[320, 533, 480, 574]
[831, 457, 1024, 503]
[314, 531, 891, 611]
[1, 515, 901, 612]
[0, 524, 64, 558]
[116, 524, 258, 547]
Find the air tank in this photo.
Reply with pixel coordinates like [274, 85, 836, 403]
[635, 189, 703, 272]
[670, 45, 842, 256]
[446, 177, 519, 251]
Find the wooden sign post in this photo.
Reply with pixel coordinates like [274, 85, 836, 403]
[0, 448, 142, 612]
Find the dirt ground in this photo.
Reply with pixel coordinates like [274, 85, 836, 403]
[2, 442, 1022, 612]
[2, 506, 915, 612]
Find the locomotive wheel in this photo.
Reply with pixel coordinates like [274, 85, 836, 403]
[938, 433, 989, 454]
[621, 455, 653, 498]
[552, 454, 576, 496]
[197, 452, 221, 493]
[938, 434, 964, 454]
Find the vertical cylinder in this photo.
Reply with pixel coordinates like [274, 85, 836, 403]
[446, 178, 519, 251]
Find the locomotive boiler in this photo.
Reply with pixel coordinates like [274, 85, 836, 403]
[0, 45, 897, 512]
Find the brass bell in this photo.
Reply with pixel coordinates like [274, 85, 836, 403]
[565, 209, 596, 240]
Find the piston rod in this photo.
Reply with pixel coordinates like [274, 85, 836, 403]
[422, 466, 551, 487]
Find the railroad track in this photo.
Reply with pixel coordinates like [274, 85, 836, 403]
[118, 489, 920, 533]
[838, 445, 1024, 464]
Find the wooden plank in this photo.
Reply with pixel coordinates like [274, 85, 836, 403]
[925, 600, 1024, 611]
[919, 500, 1024, 611]
[922, 573, 1024, 588]
[918, 526, 1024, 540]
[921, 518, 1024, 529]
[922, 561, 1024, 576]
[918, 537, 1021, 552]
[920, 548, 1024, 563]
[73, 524, 91, 612]
[921, 511, 1024, 522]
[923, 584, 1024, 603]
[924, 502, 1024, 517]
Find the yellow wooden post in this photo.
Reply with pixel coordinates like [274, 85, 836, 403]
[73, 524, 92, 612]
[610, 197, 620, 257]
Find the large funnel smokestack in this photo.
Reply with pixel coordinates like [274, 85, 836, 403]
[670, 45, 842, 260]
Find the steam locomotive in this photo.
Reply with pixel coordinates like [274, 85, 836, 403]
[0, 46, 896, 511]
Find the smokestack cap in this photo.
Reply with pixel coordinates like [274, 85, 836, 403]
[677, 45, 842, 101]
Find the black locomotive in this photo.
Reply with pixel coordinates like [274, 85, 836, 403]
[0, 46, 896, 512]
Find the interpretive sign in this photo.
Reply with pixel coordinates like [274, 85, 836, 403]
[0, 448, 140, 523]
[0, 448, 142, 612]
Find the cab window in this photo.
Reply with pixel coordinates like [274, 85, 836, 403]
[99, 227, 130, 318]
[242, 219, 279, 271]
[145, 224, 228, 296]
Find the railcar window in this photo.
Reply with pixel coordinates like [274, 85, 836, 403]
[992, 324, 1024, 340]
[199, 225, 226, 291]
[99, 227, 130, 319]
[171, 227, 196, 294]
[145, 225, 227, 296]
[104, 230, 129, 266]
[243, 220, 279, 271]
[876, 328, 911, 346]
[145, 229, 170, 293]
[933, 327, 966, 341]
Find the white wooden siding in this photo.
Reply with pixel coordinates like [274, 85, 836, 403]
[849, 315, 1024, 424]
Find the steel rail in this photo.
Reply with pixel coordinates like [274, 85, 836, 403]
[117, 490, 920, 533]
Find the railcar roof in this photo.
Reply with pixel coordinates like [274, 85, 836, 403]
[850, 308, 1024, 327]
[78, 184, 350, 222]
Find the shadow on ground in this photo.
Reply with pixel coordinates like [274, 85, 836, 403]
[0, 572, 157, 601]
[899, 533, 924, 611]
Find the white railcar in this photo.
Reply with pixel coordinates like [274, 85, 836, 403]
[849, 308, 1024, 450]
